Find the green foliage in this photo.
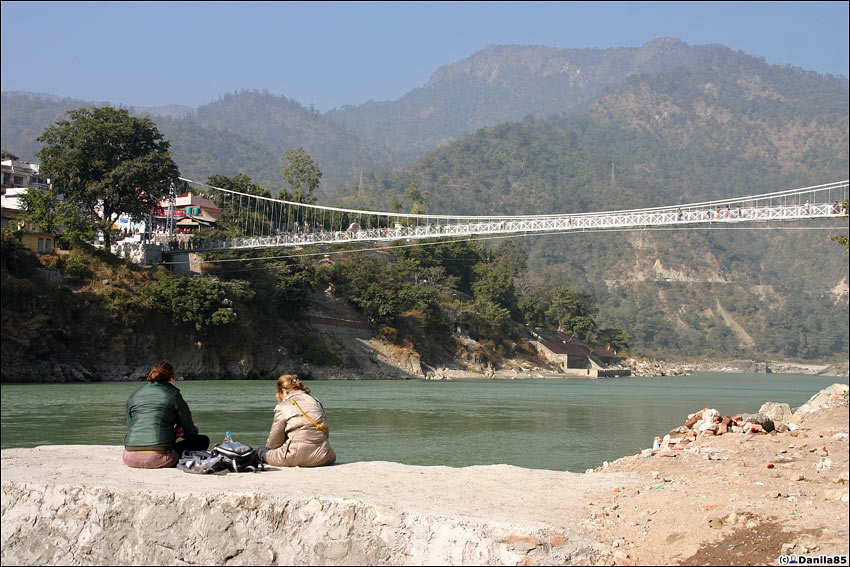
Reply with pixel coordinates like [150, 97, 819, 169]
[205, 173, 276, 236]
[471, 262, 516, 313]
[597, 328, 631, 353]
[467, 299, 512, 340]
[282, 147, 321, 204]
[517, 294, 546, 326]
[37, 106, 180, 248]
[297, 330, 344, 367]
[64, 249, 94, 279]
[151, 273, 236, 333]
[275, 267, 314, 318]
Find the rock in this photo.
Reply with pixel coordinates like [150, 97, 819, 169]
[792, 384, 850, 422]
[823, 488, 849, 501]
[707, 517, 723, 529]
[740, 413, 775, 432]
[759, 402, 793, 427]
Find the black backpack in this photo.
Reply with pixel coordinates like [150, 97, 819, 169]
[177, 442, 264, 474]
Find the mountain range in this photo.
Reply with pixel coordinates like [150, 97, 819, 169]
[2, 38, 848, 360]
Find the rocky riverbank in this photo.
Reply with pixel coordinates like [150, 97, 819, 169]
[622, 357, 850, 378]
[2, 385, 847, 565]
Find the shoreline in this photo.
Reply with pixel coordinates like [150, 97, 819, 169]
[1, 359, 848, 384]
[1, 384, 847, 565]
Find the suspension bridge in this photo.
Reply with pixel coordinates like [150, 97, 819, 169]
[148, 179, 848, 253]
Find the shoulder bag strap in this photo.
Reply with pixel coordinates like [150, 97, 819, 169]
[288, 397, 329, 434]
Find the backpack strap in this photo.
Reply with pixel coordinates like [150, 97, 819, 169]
[288, 397, 329, 434]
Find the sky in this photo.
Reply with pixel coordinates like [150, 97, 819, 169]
[1, 1, 848, 113]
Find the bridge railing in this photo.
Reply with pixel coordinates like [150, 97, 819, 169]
[150, 179, 847, 252]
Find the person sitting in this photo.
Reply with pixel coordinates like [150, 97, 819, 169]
[258, 374, 336, 467]
[123, 361, 209, 469]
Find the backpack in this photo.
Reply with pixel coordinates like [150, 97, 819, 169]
[177, 442, 264, 474]
[212, 442, 264, 473]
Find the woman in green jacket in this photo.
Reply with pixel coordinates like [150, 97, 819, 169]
[123, 361, 209, 468]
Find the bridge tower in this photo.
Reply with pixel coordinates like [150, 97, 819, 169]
[165, 181, 176, 238]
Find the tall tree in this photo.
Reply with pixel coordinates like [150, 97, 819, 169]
[546, 285, 600, 342]
[281, 147, 321, 204]
[37, 107, 179, 248]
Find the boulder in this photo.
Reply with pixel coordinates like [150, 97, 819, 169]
[739, 413, 775, 432]
[758, 402, 793, 428]
[792, 384, 849, 422]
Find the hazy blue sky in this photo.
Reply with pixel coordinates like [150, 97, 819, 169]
[2, 1, 847, 112]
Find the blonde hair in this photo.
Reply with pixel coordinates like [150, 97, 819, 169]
[276, 374, 310, 402]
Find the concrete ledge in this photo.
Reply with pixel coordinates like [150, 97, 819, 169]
[1, 446, 641, 565]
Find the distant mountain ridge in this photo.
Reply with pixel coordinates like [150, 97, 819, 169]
[8, 38, 843, 193]
[1, 38, 847, 360]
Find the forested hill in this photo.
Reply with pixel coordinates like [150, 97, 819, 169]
[332, 52, 848, 215]
[327, 49, 849, 361]
[7, 38, 846, 196]
[326, 38, 746, 165]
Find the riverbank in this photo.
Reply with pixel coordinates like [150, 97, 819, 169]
[2, 385, 847, 565]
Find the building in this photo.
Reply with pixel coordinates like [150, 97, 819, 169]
[529, 328, 630, 377]
[1, 158, 49, 193]
[152, 191, 222, 234]
[1, 158, 58, 254]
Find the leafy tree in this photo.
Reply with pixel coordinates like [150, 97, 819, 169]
[1, 149, 19, 161]
[494, 240, 528, 277]
[597, 328, 631, 353]
[151, 273, 236, 333]
[517, 294, 546, 326]
[274, 266, 314, 317]
[37, 107, 179, 249]
[404, 181, 428, 215]
[468, 298, 512, 339]
[282, 147, 321, 204]
[471, 262, 516, 312]
[19, 186, 65, 235]
[205, 173, 274, 237]
[546, 286, 599, 332]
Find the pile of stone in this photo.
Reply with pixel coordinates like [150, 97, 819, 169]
[654, 403, 793, 451]
[623, 358, 691, 377]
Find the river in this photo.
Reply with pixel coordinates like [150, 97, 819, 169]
[1, 372, 846, 472]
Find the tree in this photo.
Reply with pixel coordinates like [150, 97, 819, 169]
[546, 286, 599, 340]
[282, 147, 321, 204]
[471, 262, 516, 312]
[19, 186, 65, 235]
[597, 328, 632, 354]
[404, 182, 428, 215]
[517, 294, 546, 326]
[37, 107, 179, 248]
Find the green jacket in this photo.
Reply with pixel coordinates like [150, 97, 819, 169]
[124, 381, 198, 448]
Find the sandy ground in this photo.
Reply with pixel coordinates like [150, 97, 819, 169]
[589, 400, 850, 565]
[2, 390, 848, 565]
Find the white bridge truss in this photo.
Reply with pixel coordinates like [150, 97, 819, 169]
[174, 178, 848, 251]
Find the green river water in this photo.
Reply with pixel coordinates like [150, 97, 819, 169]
[1, 373, 846, 472]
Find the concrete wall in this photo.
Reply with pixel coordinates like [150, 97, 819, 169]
[1, 480, 600, 566]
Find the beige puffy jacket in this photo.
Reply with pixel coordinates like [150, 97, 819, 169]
[264, 390, 336, 467]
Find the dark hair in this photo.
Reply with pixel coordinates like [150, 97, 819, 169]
[147, 362, 175, 383]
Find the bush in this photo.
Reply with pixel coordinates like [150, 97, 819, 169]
[152, 273, 237, 333]
[64, 249, 93, 279]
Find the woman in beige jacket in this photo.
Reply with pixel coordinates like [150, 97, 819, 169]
[258, 374, 336, 467]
